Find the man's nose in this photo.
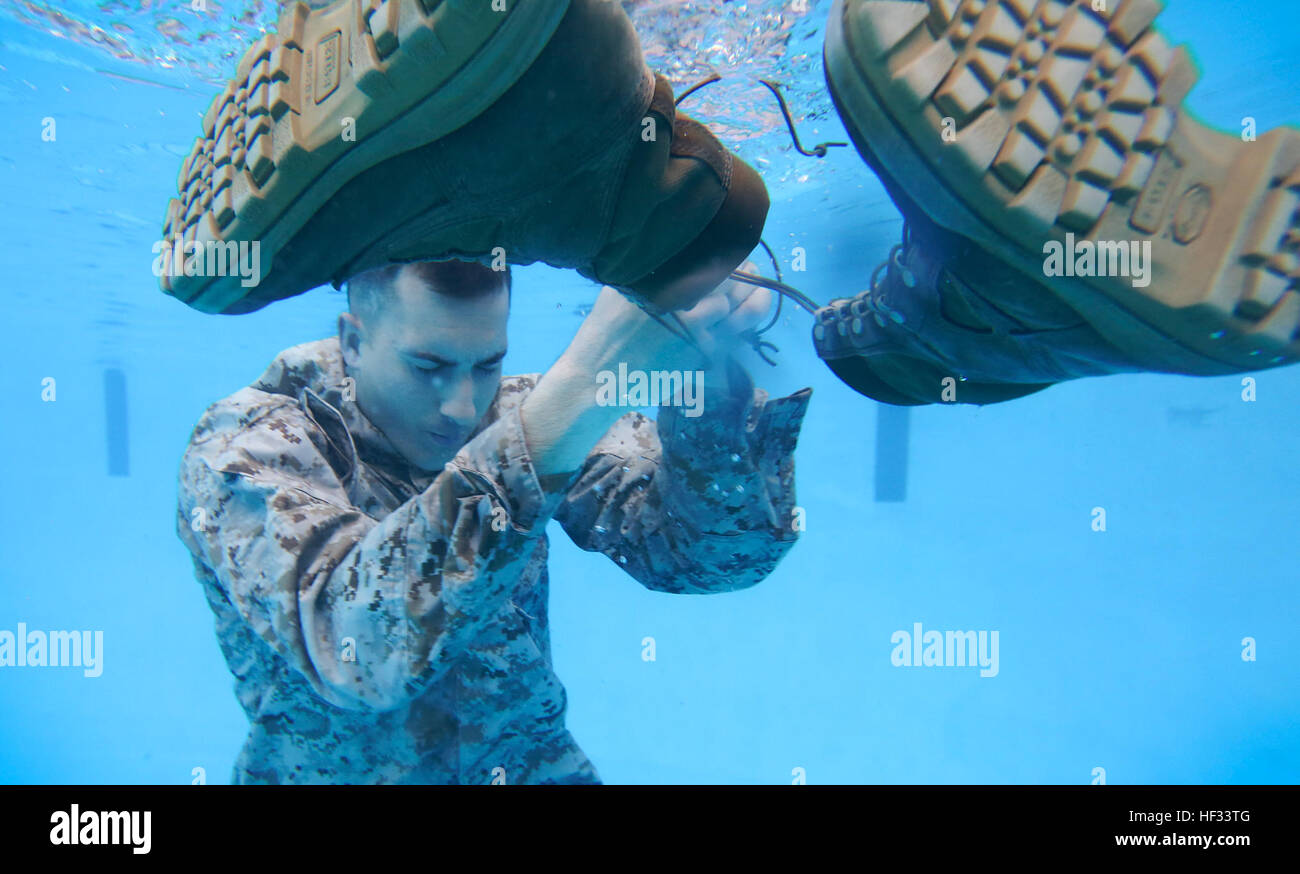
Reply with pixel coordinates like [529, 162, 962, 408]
[440, 373, 479, 427]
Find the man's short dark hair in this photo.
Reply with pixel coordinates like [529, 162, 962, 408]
[345, 259, 512, 328]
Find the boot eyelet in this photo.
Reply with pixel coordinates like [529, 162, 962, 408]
[891, 249, 918, 287]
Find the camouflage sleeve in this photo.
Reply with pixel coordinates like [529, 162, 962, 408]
[176, 397, 563, 712]
[555, 361, 812, 594]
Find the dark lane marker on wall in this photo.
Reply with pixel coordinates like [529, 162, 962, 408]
[874, 404, 908, 502]
[104, 368, 129, 476]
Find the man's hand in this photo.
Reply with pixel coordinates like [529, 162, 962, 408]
[520, 261, 772, 477]
[673, 260, 771, 365]
[558, 283, 702, 379]
[563, 260, 771, 375]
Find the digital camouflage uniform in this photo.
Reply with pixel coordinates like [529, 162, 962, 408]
[176, 336, 811, 784]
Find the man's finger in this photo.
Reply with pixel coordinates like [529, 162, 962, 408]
[725, 260, 760, 298]
[713, 286, 772, 339]
[724, 278, 756, 310]
[681, 285, 733, 327]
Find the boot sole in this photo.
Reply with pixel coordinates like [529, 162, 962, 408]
[825, 0, 1300, 375]
[160, 0, 569, 314]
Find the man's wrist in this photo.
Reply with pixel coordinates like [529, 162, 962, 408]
[700, 359, 732, 398]
[521, 357, 624, 477]
[703, 356, 754, 407]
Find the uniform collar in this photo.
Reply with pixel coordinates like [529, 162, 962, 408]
[252, 337, 430, 490]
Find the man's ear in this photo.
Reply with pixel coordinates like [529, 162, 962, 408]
[338, 311, 363, 367]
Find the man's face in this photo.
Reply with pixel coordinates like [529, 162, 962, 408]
[339, 268, 509, 473]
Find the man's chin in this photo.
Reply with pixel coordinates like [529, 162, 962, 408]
[410, 448, 456, 475]
[394, 433, 462, 475]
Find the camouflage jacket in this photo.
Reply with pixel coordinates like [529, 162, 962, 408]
[175, 336, 811, 784]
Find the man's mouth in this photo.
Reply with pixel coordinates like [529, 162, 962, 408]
[427, 430, 463, 447]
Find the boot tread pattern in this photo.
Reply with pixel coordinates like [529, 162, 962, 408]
[160, 0, 521, 312]
[844, 0, 1300, 368]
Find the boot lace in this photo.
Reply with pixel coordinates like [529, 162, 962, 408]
[863, 221, 912, 327]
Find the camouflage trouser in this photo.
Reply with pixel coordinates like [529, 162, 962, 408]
[249, 0, 767, 314]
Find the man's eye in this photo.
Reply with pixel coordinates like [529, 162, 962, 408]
[411, 362, 447, 374]
[477, 361, 503, 373]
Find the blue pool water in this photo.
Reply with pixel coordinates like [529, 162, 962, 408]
[1, 0, 1298, 784]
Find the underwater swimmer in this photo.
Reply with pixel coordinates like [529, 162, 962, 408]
[810, 0, 1300, 404]
[175, 257, 812, 783]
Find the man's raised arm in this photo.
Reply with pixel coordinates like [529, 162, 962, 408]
[542, 271, 812, 593]
[556, 358, 811, 594]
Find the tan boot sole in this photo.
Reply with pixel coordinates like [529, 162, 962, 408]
[160, 0, 569, 314]
[825, 0, 1300, 375]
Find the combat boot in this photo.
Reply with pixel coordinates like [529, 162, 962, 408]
[814, 193, 1141, 405]
[822, 0, 1300, 389]
[159, 0, 768, 316]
